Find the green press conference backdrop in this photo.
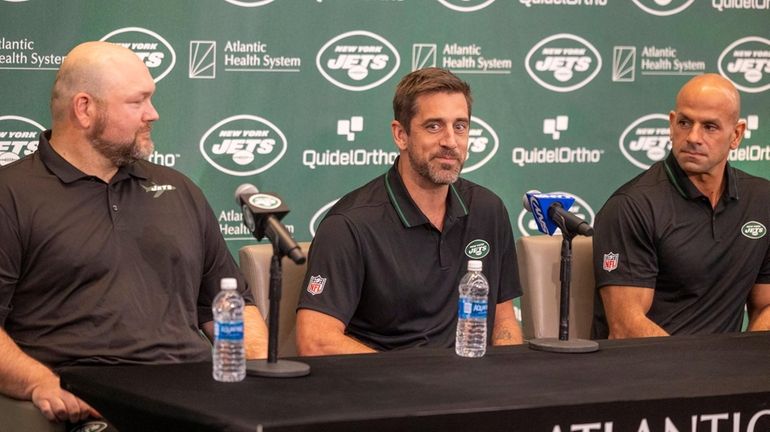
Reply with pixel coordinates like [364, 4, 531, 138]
[2, 0, 769, 262]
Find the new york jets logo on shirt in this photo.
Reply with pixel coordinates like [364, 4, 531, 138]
[465, 239, 490, 259]
[141, 181, 176, 198]
[741, 221, 766, 239]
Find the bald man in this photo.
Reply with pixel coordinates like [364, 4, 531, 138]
[592, 73, 770, 339]
[0, 41, 268, 426]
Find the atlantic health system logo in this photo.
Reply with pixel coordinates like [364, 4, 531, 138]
[316, 30, 400, 91]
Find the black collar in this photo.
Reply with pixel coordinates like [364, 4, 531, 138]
[38, 130, 149, 184]
[383, 157, 469, 228]
[663, 151, 738, 201]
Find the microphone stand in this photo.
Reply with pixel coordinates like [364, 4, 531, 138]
[528, 219, 599, 354]
[246, 237, 310, 377]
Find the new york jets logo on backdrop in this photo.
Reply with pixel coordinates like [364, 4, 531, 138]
[525, 33, 602, 93]
[437, 0, 496, 12]
[465, 239, 490, 259]
[462, 116, 499, 174]
[223, 0, 273, 7]
[719, 37, 770, 93]
[316, 30, 400, 91]
[199, 114, 287, 176]
[0, 115, 43, 166]
[619, 114, 671, 170]
[742, 221, 767, 239]
[631, 0, 694, 16]
[100, 27, 176, 83]
[309, 199, 340, 237]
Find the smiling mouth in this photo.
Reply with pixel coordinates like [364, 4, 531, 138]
[434, 152, 459, 162]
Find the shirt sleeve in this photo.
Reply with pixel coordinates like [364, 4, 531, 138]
[296, 213, 364, 326]
[0, 186, 20, 327]
[194, 184, 253, 325]
[756, 236, 770, 284]
[592, 193, 658, 289]
[496, 202, 522, 303]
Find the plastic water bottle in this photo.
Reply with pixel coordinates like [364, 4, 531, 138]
[455, 260, 489, 358]
[212, 277, 246, 382]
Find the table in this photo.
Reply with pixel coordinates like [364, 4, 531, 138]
[60, 332, 770, 431]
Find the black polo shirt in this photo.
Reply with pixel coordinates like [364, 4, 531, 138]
[0, 131, 253, 367]
[297, 158, 522, 350]
[592, 152, 770, 338]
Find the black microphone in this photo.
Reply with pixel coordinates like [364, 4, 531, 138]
[235, 184, 306, 264]
[522, 190, 593, 237]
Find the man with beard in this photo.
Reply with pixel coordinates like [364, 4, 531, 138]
[296, 68, 523, 355]
[592, 74, 770, 339]
[0, 41, 268, 428]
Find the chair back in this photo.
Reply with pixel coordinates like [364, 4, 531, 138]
[0, 394, 64, 432]
[516, 235, 595, 340]
[239, 242, 311, 357]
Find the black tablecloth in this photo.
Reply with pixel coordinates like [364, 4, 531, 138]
[61, 332, 770, 431]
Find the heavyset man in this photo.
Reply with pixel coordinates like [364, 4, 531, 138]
[0, 41, 268, 428]
[593, 73, 770, 338]
[295, 68, 523, 355]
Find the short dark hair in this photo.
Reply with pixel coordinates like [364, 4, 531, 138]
[392, 68, 472, 134]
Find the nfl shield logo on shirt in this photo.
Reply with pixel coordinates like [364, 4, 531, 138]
[307, 275, 327, 295]
[603, 252, 619, 272]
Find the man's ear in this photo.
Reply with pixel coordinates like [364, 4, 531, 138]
[391, 120, 408, 151]
[72, 92, 97, 129]
[730, 119, 746, 150]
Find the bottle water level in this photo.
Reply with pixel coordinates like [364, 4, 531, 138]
[455, 295, 488, 358]
[213, 339, 245, 382]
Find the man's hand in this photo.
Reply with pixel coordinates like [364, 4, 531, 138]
[29, 375, 100, 423]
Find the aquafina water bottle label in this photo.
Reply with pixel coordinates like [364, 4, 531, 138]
[215, 321, 244, 341]
[458, 297, 488, 319]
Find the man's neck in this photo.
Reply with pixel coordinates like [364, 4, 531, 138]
[398, 161, 450, 231]
[49, 131, 118, 183]
[689, 171, 725, 209]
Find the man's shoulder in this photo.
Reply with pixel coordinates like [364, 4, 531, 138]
[0, 151, 41, 182]
[733, 167, 770, 193]
[130, 161, 213, 212]
[133, 160, 201, 192]
[134, 160, 193, 182]
[609, 161, 669, 200]
[453, 177, 506, 208]
[328, 174, 389, 217]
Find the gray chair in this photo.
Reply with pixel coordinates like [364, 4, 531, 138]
[239, 242, 311, 357]
[516, 235, 595, 340]
[0, 393, 64, 432]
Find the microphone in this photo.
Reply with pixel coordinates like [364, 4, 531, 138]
[235, 184, 306, 264]
[522, 190, 593, 237]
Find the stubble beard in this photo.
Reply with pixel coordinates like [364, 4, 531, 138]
[407, 146, 463, 185]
